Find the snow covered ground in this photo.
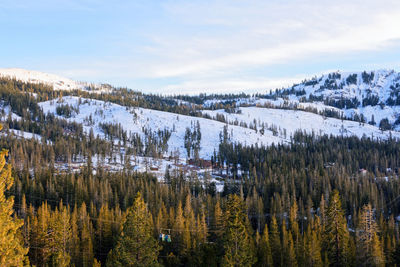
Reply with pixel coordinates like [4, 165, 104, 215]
[0, 129, 42, 140]
[0, 68, 110, 92]
[0, 105, 22, 121]
[203, 106, 400, 141]
[0, 68, 86, 90]
[54, 153, 225, 192]
[200, 70, 400, 129]
[39, 96, 283, 159]
[38, 96, 400, 161]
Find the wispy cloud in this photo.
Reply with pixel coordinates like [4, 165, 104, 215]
[153, 76, 305, 95]
[3, 0, 400, 93]
[126, 0, 400, 93]
[145, 0, 400, 78]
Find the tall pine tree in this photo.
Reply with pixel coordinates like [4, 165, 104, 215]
[107, 192, 160, 267]
[324, 190, 349, 267]
[0, 124, 29, 266]
[222, 194, 256, 267]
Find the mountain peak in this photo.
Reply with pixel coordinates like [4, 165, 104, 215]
[0, 68, 86, 91]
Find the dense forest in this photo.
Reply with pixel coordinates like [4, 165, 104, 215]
[2, 128, 400, 266]
[1, 77, 400, 266]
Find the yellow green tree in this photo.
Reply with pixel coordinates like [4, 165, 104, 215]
[324, 190, 349, 267]
[107, 192, 160, 267]
[269, 216, 281, 266]
[257, 223, 273, 266]
[0, 124, 29, 266]
[222, 194, 256, 267]
[356, 204, 384, 267]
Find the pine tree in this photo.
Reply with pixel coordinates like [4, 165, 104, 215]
[29, 202, 50, 266]
[70, 206, 81, 267]
[96, 204, 113, 263]
[0, 125, 29, 266]
[222, 194, 256, 267]
[257, 223, 273, 266]
[289, 200, 303, 265]
[305, 218, 323, 267]
[107, 192, 160, 267]
[282, 223, 297, 267]
[213, 200, 225, 259]
[173, 201, 185, 255]
[79, 203, 94, 267]
[371, 233, 384, 267]
[50, 202, 72, 266]
[269, 216, 281, 266]
[287, 231, 298, 267]
[183, 194, 194, 252]
[213, 200, 225, 240]
[354, 203, 385, 266]
[324, 190, 349, 267]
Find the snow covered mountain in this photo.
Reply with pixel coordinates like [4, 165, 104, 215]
[38, 96, 284, 159]
[3, 67, 400, 160]
[201, 69, 400, 130]
[37, 96, 400, 160]
[263, 69, 400, 129]
[0, 68, 109, 92]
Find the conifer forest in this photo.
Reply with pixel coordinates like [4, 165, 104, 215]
[1, 74, 400, 267]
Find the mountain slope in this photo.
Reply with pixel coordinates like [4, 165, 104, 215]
[204, 106, 400, 141]
[38, 96, 400, 160]
[199, 69, 400, 130]
[39, 96, 283, 159]
[0, 68, 113, 92]
[268, 69, 400, 128]
[0, 68, 86, 90]
[2, 67, 400, 161]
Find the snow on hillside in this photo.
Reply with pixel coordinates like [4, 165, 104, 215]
[38, 96, 400, 160]
[296, 69, 399, 102]
[200, 69, 400, 130]
[203, 106, 400, 141]
[271, 69, 400, 128]
[0, 68, 86, 90]
[0, 129, 42, 141]
[0, 68, 111, 92]
[38, 96, 283, 159]
[0, 104, 21, 121]
[253, 97, 400, 130]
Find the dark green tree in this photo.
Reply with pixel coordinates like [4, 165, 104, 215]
[107, 193, 160, 267]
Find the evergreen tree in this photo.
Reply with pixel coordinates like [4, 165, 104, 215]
[222, 194, 256, 267]
[324, 190, 350, 267]
[257, 224, 273, 266]
[0, 123, 28, 266]
[289, 200, 303, 265]
[282, 223, 297, 267]
[213, 200, 225, 240]
[107, 193, 160, 267]
[269, 216, 281, 266]
[49, 202, 72, 267]
[356, 204, 384, 266]
[305, 218, 323, 267]
[370, 233, 384, 267]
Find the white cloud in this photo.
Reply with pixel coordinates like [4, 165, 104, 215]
[21, 0, 400, 93]
[152, 76, 305, 95]
[145, 0, 400, 80]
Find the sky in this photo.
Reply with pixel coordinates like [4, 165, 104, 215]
[1, 0, 400, 95]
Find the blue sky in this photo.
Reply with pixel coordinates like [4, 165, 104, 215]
[1, 0, 400, 94]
